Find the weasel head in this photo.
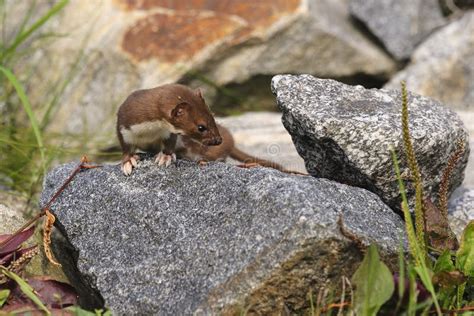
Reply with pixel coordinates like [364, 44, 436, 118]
[169, 88, 222, 146]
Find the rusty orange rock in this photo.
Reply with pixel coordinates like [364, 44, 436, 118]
[118, 0, 300, 62]
[122, 13, 241, 62]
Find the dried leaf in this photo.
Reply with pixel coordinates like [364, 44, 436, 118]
[0, 225, 35, 255]
[423, 198, 458, 251]
[432, 271, 466, 288]
[432, 251, 466, 289]
[43, 209, 61, 267]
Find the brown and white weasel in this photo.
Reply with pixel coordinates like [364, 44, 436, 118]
[116, 84, 303, 175]
[117, 84, 222, 175]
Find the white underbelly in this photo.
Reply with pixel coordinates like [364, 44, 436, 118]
[120, 120, 183, 150]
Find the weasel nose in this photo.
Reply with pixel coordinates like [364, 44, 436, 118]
[212, 136, 222, 146]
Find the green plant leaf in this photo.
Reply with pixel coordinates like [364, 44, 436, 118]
[456, 221, 474, 277]
[352, 244, 394, 316]
[66, 306, 96, 316]
[434, 250, 455, 274]
[0, 267, 50, 315]
[0, 289, 10, 307]
[0, 66, 46, 173]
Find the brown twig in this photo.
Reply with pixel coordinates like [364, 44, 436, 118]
[338, 214, 365, 252]
[321, 302, 351, 313]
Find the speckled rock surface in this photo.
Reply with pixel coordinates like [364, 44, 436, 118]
[449, 188, 474, 238]
[272, 74, 469, 213]
[349, 0, 446, 60]
[40, 159, 405, 315]
[384, 12, 474, 110]
[217, 112, 306, 174]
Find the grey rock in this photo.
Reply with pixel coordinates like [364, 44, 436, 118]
[453, 110, 474, 187]
[271, 74, 469, 213]
[41, 159, 405, 315]
[385, 12, 474, 110]
[449, 188, 474, 238]
[453, 0, 474, 9]
[217, 112, 307, 174]
[350, 0, 446, 60]
[202, 0, 395, 85]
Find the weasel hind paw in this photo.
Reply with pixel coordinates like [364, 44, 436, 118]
[155, 152, 176, 167]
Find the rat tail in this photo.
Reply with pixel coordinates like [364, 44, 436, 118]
[229, 147, 307, 175]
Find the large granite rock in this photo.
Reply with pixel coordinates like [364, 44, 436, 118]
[385, 12, 474, 110]
[349, 0, 446, 60]
[272, 74, 469, 213]
[199, 0, 395, 84]
[217, 112, 306, 174]
[7, 0, 394, 143]
[40, 159, 406, 315]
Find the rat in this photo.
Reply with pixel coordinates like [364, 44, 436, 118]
[176, 124, 306, 175]
[116, 84, 222, 175]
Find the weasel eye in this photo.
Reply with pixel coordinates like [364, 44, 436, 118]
[197, 125, 207, 133]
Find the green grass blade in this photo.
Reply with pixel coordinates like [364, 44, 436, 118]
[397, 238, 406, 309]
[0, 0, 68, 61]
[391, 148, 420, 265]
[0, 267, 51, 315]
[0, 65, 45, 172]
[392, 148, 442, 315]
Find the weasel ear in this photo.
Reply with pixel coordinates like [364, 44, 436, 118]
[195, 88, 204, 100]
[171, 102, 188, 118]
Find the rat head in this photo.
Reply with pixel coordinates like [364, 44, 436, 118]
[169, 87, 222, 146]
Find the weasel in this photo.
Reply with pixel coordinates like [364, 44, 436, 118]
[116, 83, 304, 175]
[116, 84, 222, 175]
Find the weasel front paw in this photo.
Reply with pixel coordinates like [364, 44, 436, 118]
[155, 152, 176, 167]
[121, 154, 139, 176]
